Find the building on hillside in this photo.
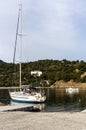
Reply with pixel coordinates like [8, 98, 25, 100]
[31, 71, 42, 77]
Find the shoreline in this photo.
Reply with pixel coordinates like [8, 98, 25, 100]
[50, 80, 86, 88]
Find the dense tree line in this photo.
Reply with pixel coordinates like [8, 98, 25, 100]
[0, 59, 86, 87]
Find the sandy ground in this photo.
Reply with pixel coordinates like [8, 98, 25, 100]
[0, 111, 86, 130]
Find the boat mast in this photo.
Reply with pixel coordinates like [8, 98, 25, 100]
[19, 4, 22, 90]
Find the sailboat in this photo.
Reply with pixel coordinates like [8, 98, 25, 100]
[9, 5, 46, 103]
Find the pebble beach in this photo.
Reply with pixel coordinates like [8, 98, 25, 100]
[0, 111, 86, 130]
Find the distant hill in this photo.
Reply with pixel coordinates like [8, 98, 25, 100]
[0, 59, 86, 87]
[0, 60, 4, 62]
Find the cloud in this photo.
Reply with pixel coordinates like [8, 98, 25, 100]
[25, 1, 77, 57]
[26, 0, 86, 61]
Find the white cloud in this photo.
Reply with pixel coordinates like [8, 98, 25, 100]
[26, 0, 86, 61]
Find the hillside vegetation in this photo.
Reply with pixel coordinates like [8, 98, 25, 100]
[0, 59, 86, 87]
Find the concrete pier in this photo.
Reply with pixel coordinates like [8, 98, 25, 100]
[0, 112, 86, 130]
[0, 102, 44, 112]
[0, 104, 33, 112]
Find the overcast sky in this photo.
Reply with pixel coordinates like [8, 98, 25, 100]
[0, 0, 86, 63]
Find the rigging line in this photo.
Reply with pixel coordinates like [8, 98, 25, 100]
[13, 8, 20, 64]
[11, 8, 20, 87]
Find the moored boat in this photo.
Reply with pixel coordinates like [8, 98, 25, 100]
[66, 87, 79, 94]
[9, 4, 46, 103]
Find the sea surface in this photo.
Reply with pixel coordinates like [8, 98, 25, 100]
[0, 87, 86, 112]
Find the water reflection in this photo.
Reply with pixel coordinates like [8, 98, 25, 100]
[0, 89, 10, 105]
[0, 88, 86, 112]
[45, 88, 86, 112]
[10, 101, 45, 111]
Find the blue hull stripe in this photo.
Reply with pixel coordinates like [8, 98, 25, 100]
[11, 99, 43, 104]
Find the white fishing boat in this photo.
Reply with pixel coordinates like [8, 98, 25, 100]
[66, 87, 79, 94]
[9, 4, 46, 103]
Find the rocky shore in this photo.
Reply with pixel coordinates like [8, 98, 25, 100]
[51, 80, 86, 88]
[0, 111, 86, 130]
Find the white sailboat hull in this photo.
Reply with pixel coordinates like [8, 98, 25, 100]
[10, 91, 46, 103]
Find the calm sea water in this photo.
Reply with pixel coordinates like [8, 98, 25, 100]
[0, 88, 86, 112]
